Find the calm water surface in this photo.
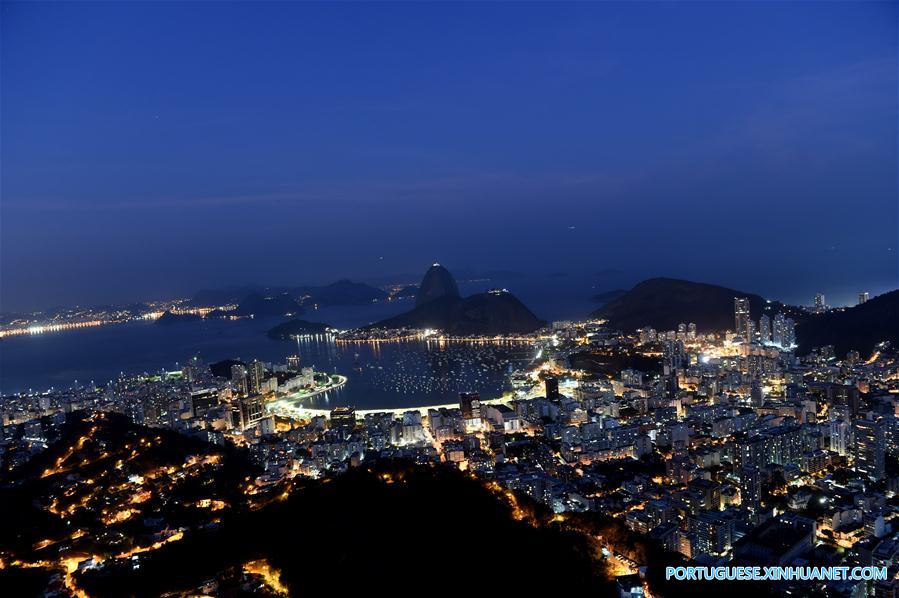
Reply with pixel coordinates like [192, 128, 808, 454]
[0, 275, 604, 406]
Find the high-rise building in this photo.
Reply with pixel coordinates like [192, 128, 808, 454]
[854, 418, 886, 481]
[670, 423, 691, 451]
[734, 298, 751, 338]
[459, 392, 481, 420]
[740, 466, 762, 514]
[231, 364, 248, 396]
[189, 388, 219, 417]
[737, 425, 803, 471]
[784, 317, 796, 348]
[772, 313, 795, 349]
[814, 293, 826, 313]
[248, 360, 265, 395]
[830, 419, 850, 456]
[330, 406, 356, 433]
[750, 381, 764, 407]
[758, 314, 771, 345]
[859, 292, 869, 305]
[544, 376, 560, 401]
[234, 395, 264, 430]
[690, 511, 733, 556]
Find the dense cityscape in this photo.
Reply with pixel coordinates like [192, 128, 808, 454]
[2, 278, 898, 596]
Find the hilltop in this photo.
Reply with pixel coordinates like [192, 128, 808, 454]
[797, 290, 899, 356]
[592, 277, 771, 332]
[234, 293, 303, 317]
[371, 265, 544, 334]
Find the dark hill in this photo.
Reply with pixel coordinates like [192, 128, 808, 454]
[294, 279, 386, 306]
[392, 284, 418, 299]
[234, 293, 303, 317]
[797, 289, 899, 356]
[416, 263, 460, 306]
[190, 280, 385, 309]
[591, 289, 627, 304]
[593, 277, 770, 332]
[372, 291, 545, 335]
[75, 462, 604, 596]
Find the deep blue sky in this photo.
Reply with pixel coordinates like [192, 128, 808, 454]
[2, 1, 897, 311]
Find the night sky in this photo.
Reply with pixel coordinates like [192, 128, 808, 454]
[2, 1, 896, 311]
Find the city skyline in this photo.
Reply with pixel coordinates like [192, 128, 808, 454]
[2, 1, 897, 311]
[3, 3, 899, 595]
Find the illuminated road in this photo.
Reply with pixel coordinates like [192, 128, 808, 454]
[266, 392, 520, 419]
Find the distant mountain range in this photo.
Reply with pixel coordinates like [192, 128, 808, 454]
[294, 280, 387, 306]
[234, 293, 303, 317]
[371, 264, 545, 335]
[593, 277, 898, 356]
[188, 279, 387, 312]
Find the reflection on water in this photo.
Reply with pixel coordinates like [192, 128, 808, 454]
[293, 335, 535, 409]
[0, 314, 536, 409]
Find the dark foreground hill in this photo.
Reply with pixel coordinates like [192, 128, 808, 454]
[372, 291, 545, 334]
[797, 289, 899, 356]
[592, 277, 770, 332]
[75, 463, 604, 596]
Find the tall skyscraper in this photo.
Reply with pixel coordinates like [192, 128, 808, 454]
[734, 298, 751, 337]
[853, 418, 885, 481]
[231, 364, 248, 396]
[830, 419, 850, 456]
[758, 314, 771, 345]
[248, 360, 265, 395]
[772, 313, 795, 349]
[814, 293, 826, 313]
[784, 317, 796, 348]
[858, 292, 869, 305]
